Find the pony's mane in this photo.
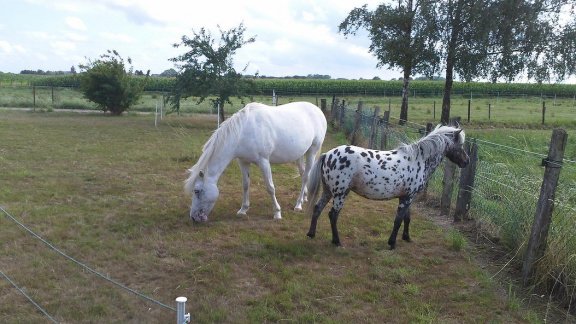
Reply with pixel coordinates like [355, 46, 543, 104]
[184, 105, 256, 194]
[399, 125, 465, 158]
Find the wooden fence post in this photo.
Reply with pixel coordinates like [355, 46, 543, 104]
[440, 161, 457, 216]
[454, 140, 478, 221]
[369, 107, 380, 149]
[541, 101, 546, 125]
[521, 128, 567, 286]
[379, 111, 390, 150]
[320, 98, 327, 113]
[351, 101, 363, 145]
[467, 99, 471, 123]
[339, 100, 346, 130]
[330, 98, 339, 127]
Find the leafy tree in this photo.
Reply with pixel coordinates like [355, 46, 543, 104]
[437, 0, 576, 124]
[79, 50, 149, 115]
[339, 1, 440, 124]
[169, 23, 256, 120]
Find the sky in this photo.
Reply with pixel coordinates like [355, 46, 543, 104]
[0, 0, 402, 80]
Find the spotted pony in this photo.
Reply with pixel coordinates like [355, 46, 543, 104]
[305, 125, 469, 249]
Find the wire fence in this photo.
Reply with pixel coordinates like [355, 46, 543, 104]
[0, 206, 186, 323]
[2, 85, 576, 125]
[330, 98, 576, 311]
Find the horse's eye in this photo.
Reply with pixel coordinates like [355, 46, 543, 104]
[194, 189, 201, 196]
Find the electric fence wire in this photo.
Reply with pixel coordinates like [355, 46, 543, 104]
[0, 206, 176, 313]
[0, 269, 59, 324]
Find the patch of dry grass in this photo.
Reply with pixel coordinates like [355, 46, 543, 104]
[0, 110, 542, 323]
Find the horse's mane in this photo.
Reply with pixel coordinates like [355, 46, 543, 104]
[184, 105, 257, 194]
[399, 125, 465, 158]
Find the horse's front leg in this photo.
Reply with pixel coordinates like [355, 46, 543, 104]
[257, 159, 282, 220]
[237, 160, 251, 216]
[388, 196, 412, 249]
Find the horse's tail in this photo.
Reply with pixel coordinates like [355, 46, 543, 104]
[305, 153, 326, 217]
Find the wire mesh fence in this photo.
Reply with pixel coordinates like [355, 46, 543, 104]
[331, 98, 576, 310]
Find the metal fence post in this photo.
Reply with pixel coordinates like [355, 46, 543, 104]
[176, 296, 190, 324]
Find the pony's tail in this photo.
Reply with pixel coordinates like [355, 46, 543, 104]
[305, 153, 326, 217]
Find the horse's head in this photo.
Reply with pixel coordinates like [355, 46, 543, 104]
[445, 129, 470, 168]
[188, 171, 219, 222]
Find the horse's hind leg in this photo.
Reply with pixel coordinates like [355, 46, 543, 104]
[257, 159, 282, 220]
[388, 196, 412, 249]
[328, 191, 349, 246]
[402, 208, 411, 242]
[294, 153, 313, 211]
[307, 188, 331, 239]
[237, 160, 251, 216]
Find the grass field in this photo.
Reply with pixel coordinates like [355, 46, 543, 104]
[2, 110, 567, 323]
[1, 85, 576, 128]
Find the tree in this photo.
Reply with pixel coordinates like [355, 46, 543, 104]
[339, 1, 440, 125]
[160, 68, 178, 77]
[436, 0, 576, 124]
[169, 23, 256, 120]
[79, 50, 149, 115]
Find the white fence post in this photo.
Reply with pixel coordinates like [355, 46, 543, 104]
[176, 296, 190, 324]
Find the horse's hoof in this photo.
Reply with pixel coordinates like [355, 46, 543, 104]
[388, 244, 396, 250]
[273, 213, 282, 220]
[294, 206, 303, 212]
[331, 240, 341, 247]
[402, 235, 411, 242]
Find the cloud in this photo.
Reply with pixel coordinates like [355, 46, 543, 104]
[99, 32, 135, 44]
[65, 16, 87, 31]
[0, 40, 26, 55]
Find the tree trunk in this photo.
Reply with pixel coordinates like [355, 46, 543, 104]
[399, 69, 410, 125]
[441, 0, 464, 125]
[441, 62, 454, 125]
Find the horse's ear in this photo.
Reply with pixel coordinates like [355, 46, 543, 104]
[199, 171, 204, 178]
[453, 129, 462, 141]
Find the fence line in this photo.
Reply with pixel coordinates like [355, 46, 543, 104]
[0, 269, 59, 323]
[331, 97, 575, 313]
[0, 206, 177, 320]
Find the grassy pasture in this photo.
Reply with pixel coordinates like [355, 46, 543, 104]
[1, 85, 576, 127]
[0, 110, 553, 323]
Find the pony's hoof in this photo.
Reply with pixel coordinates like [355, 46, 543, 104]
[306, 232, 315, 239]
[273, 213, 282, 220]
[294, 206, 303, 212]
[237, 210, 247, 216]
[331, 240, 341, 247]
[402, 236, 412, 242]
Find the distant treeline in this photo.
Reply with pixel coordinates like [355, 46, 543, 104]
[2, 73, 575, 97]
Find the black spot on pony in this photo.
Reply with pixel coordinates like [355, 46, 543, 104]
[305, 125, 469, 249]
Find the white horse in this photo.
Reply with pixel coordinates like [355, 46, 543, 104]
[185, 102, 327, 222]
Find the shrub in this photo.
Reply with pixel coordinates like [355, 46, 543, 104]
[79, 50, 149, 115]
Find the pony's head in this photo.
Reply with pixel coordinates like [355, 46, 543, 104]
[444, 127, 469, 168]
[186, 171, 219, 222]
